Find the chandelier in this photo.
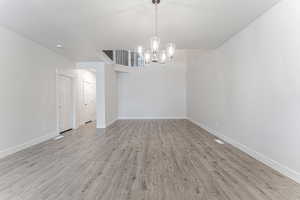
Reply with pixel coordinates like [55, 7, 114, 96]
[136, 0, 176, 64]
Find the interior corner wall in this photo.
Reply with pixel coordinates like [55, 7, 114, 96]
[186, 0, 300, 183]
[105, 64, 118, 126]
[0, 25, 75, 157]
[118, 50, 187, 119]
[96, 64, 106, 129]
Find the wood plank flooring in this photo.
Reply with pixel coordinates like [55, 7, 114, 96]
[0, 120, 299, 200]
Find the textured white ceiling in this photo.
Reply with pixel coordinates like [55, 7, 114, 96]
[0, 0, 280, 61]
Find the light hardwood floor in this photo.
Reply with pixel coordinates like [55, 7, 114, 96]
[0, 120, 299, 200]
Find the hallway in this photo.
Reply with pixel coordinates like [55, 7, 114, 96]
[0, 120, 299, 200]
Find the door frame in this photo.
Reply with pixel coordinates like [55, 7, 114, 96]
[82, 80, 96, 123]
[56, 73, 76, 135]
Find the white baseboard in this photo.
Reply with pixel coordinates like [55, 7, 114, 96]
[118, 117, 187, 120]
[106, 118, 118, 127]
[187, 118, 300, 184]
[0, 131, 58, 159]
[96, 119, 118, 129]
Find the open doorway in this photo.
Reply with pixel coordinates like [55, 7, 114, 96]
[56, 68, 97, 134]
[57, 75, 74, 134]
[83, 80, 96, 124]
[77, 68, 97, 127]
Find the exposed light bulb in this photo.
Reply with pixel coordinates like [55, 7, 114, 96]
[152, 52, 159, 62]
[137, 46, 144, 56]
[166, 43, 176, 59]
[144, 50, 151, 65]
[159, 50, 167, 64]
[150, 36, 160, 53]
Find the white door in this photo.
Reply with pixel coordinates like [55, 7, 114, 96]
[58, 75, 73, 133]
[83, 81, 96, 123]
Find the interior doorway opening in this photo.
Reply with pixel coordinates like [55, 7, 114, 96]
[83, 80, 96, 124]
[57, 75, 74, 134]
[77, 68, 97, 128]
[56, 68, 97, 135]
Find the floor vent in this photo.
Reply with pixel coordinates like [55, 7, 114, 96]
[215, 139, 225, 144]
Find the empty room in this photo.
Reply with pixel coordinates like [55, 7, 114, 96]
[0, 0, 300, 199]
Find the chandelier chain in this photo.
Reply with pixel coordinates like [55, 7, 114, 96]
[155, 1, 158, 36]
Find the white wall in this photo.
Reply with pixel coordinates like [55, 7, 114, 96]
[96, 64, 106, 128]
[105, 64, 118, 125]
[118, 50, 187, 119]
[0, 25, 75, 157]
[187, 0, 300, 183]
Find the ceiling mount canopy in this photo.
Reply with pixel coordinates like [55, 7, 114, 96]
[136, 0, 176, 65]
[152, 0, 160, 4]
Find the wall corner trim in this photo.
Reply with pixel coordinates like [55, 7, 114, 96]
[187, 118, 300, 184]
[0, 131, 59, 159]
